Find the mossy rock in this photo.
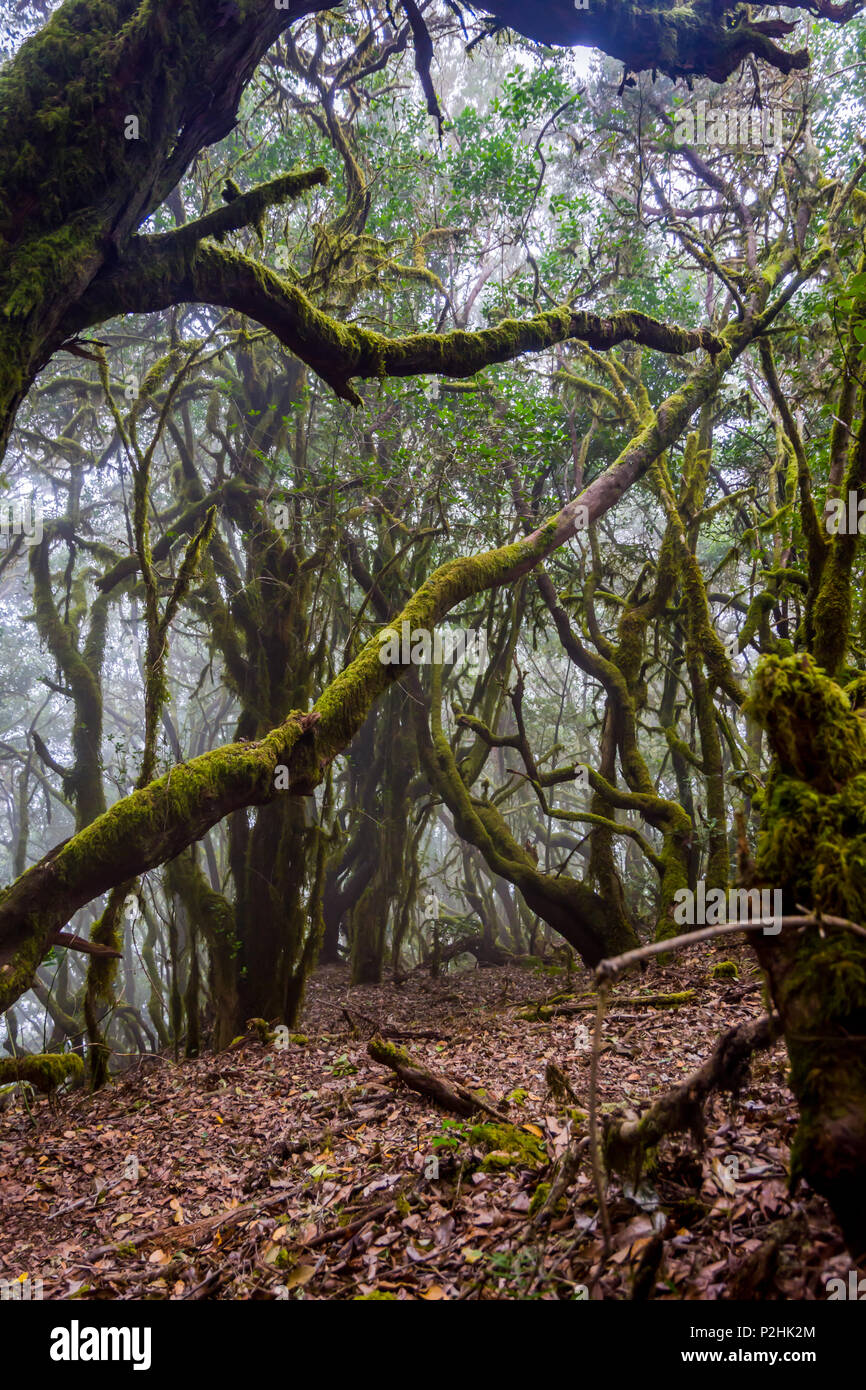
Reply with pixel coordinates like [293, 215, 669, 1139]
[288, 1033, 310, 1047]
[506, 1087, 529, 1106]
[353, 1291, 398, 1300]
[711, 961, 739, 980]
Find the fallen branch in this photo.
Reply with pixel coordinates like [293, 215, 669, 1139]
[341, 1007, 450, 1041]
[78, 1189, 301, 1263]
[367, 1034, 508, 1120]
[48, 1174, 127, 1221]
[518, 989, 695, 1020]
[303, 1201, 395, 1249]
[604, 1013, 781, 1178]
[273, 1097, 392, 1159]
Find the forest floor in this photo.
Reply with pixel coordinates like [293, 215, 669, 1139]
[0, 947, 854, 1301]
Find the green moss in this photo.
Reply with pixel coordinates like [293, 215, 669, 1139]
[654, 836, 693, 941]
[353, 1291, 397, 1300]
[711, 961, 739, 980]
[528, 1182, 551, 1217]
[528, 1181, 567, 1218]
[506, 1088, 529, 1105]
[813, 552, 856, 677]
[368, 1036, 412, 1067]
[470, 1122, 547, 1170]
[0, 1052, 84, 1092]
[747, 652, 866, 1227]
[744, 654, 866, 793]
[516, 1004, 554, 1022]
[643, 990, 695, 1007]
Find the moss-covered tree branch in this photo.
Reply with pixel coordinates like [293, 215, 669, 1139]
[64, 239, 721, 406]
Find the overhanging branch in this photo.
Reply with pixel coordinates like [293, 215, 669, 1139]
[0, 251, 797, 1012]
[479, 0, 816, 80]
[67, 239, 721, 405]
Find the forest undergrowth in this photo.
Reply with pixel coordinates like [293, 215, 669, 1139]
[0, 951, 852, 1302]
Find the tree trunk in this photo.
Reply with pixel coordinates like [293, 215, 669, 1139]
[747, 654, 866, 1260]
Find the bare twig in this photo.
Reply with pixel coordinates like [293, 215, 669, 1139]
[588, 982, 612, 1260]
[596, 912, 866, 982]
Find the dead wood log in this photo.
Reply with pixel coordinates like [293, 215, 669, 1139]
[367, 1034, 508, 1120]
[273, 1097, 392, 1159]
[517, 989, 696, 1021]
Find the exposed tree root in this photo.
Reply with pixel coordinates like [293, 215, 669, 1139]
[728, 1214, 805, 1299]
[604, 1012, 780, 1179]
